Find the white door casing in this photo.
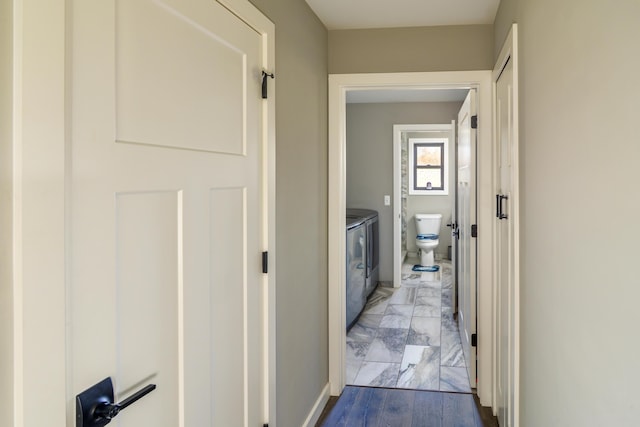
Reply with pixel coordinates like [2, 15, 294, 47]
[496, 56, 513, 427]
[11, 0, 275, 426]
[457, 90, 478, 388]
[328, 71, 493, 405]
[494, 23, 520, 427]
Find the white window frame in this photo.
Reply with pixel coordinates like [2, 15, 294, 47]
[408, 137, 449, 195]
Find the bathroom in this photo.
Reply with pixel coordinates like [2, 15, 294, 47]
[346, 90, 465, 285]
[345, 89, 472, 392]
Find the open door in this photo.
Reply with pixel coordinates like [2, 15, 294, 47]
[449, 120, 459, 315]
[65, 0, 273, 425]
[456, 90, 477, 388]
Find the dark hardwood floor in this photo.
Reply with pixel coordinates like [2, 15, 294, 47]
[316, 386, 498, 427]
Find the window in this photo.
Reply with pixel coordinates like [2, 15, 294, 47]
[408, 137, 448, 195]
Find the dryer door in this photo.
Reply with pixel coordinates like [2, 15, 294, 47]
[346, 223, 366, 328]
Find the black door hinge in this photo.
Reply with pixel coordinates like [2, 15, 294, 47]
[471, 333, 477, 347]
[471, 224, 477, 238]
[262, 251, 268, 274]
[471, 115, 478, 129]
[262, 71, 274, 99]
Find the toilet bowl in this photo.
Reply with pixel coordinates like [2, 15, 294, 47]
[415, 213, 442, 267]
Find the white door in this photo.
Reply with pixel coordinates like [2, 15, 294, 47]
[456, 90, 477, 388]
[69, 0, 269, 425]
[449, 122, 458, 313]
[496, 55, 515, 427]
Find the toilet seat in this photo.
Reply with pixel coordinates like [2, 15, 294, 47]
[417, 234, 439, 240]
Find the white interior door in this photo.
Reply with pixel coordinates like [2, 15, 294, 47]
[456, 90, 477, 388]
[69, 0, 268, 425]
[449, 120, 458, 313]
[496, 55, 515, 427]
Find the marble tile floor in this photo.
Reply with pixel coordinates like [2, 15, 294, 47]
[346, 257, 472, 393]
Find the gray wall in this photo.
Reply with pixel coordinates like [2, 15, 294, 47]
[495, 1, 640, 425]
[0, 0, 13, 424]
[346, 102, 462, 281]
[329, 25, 493, 73]
[247, 1, 328, 426]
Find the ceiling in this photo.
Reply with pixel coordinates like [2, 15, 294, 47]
[306, 0, 501, 30]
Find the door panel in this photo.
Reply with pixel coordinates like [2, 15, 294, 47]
[115, 0, 250, 154]
[209, 187, 247, 423]
[115, 191, 180, 424]
[69, 0, 265, 425]
[457, 90, 477, 388]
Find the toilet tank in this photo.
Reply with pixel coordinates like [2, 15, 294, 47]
[415, 213, 442, 235]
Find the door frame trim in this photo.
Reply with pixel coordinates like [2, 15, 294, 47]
[11, 0, 276, 425]
[492, 23, 520, 426]
[328, 71, 493, 405]
[392, 123, 454, 288]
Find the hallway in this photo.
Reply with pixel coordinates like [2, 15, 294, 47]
[346, 259, 470, 392]
[316, 386, 497, 427]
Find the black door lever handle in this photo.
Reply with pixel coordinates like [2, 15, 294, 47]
[76, 377, 157, 427]
[95, 383, 156, 419]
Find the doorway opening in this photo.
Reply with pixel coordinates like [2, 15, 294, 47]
[328, 71, 494, 407]
[344, 95, 469, 392]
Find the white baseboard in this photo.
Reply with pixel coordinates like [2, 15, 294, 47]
[302, 382, 330, 427]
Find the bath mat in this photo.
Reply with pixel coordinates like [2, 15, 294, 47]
[412, 265, 440, 272]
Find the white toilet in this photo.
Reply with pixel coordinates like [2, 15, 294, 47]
[415, 213, 442, 267]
